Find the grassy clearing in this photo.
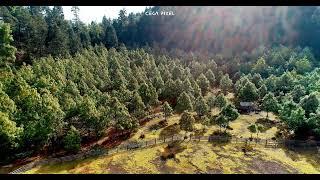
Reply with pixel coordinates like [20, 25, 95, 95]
[24, 106, 320, 174]
[24, 141, 320, 174]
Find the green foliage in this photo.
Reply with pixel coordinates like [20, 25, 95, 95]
[162, 101, 173, 120]
[179, 111, 195, 132]
[261, 92, 279, 118]
[0, 112, 23, 160]
[182, 78, 194, 95]
[220, 104, 239, 122]
[214, 93, 227, 108]
[247, 123, 264, 138]
[0, 22, 16, 65]
[248, 124, 257, 133]
[219, 74, 233, 94]
[104, 25, 118, 48]
[1, 5, 320, 163]
[129, 92, 146, 119]
[176, 92, 193, 113]
[162, 79, 176, 100]
[109, 97, 138, 131]
[258, 84, 268, 100]
[195, 96, 209, 117]
[291, 85, 306, 103]
[192, 80, 202, 98]
[299, 93, 319, 117]
[215, 115, 228, 131]
[252, 57, 269, 78]
[237, 80, 259, 102]
[295, 57, 312, 74]
[0, 88, 16, 116]
[200, 115, 210, 126]
[251, 73, 263, 88]
[197, 73, 210, 95]
[63, 126, 81, 153]
[205, 69, 215, 87]
[276, 72, 295, 94]
[207, 95, 216, 109]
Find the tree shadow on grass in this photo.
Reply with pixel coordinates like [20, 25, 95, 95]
[256, 118, 277, 132]
[33, 156, 104, 174]
[282, 147, 320, 170]
[159, 124, 180, 139]
[209, 130, 232, 147]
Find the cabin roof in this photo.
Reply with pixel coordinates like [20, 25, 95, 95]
[240, 102, 254, 107]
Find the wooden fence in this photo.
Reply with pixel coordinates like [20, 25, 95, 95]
[8, 134, 320, 174]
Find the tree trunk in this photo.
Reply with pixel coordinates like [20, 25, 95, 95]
[266, 111, 269, 119]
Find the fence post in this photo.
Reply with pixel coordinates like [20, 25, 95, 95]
[164, 137, 166, 143]
[199, 136, 201, 142]
[265, 139, 268, 147]
[146, 141, 148, 146]
[155, 138, 157, 145]
[172, 135, 174, 141]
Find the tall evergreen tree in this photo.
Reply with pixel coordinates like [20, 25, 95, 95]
[176, 92, 193, 113]
[0, 22, 16, 65]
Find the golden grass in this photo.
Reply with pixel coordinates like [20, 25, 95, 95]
[24, 107, 320, 174]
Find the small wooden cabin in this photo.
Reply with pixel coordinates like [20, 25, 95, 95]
[238, 102, 259, 113]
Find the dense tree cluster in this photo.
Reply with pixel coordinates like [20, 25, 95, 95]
[1, 6, 320, 164]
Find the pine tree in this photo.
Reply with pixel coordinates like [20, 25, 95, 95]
[299, 93, 319, 117]
[207, 95, 216, 109]
[219, 74, 233, 95]
[205, 69, 216, 87]
[291, 85, 306, 103]
[197, 73, 210, 95]
[220, 104, 239, 122]
[261, 92, 279, 118]
[0, 112, 23, 161]
[162, 101, 173, 120]
[0, 22, 16, 65]
[214, 93, 227, 108]
[238, 81, 259, 102]
[258, 84, 268, 100]
[104, 25, 118, 48]
[215, 115, 228, 132]
[182, 78, 194, 95]
[63, 126, 81, 153]
[129, 92, 146, 119]
[195, 96, 209, 117]
[109, 97, 138, 131]
[176, 92, 193, 113]
[179, 111, 195, 132]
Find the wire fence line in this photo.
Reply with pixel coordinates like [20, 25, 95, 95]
[9, 134, 320, 174]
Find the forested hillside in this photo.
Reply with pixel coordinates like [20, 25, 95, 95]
[0, 6, 320, 165]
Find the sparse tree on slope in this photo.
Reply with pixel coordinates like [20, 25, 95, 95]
[176, 92, 193, 113]
[261, 92, 279, 119]
[195, 95, 209, 117]
[162, 101, 173, 120]
[179, 111, 195, 133]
